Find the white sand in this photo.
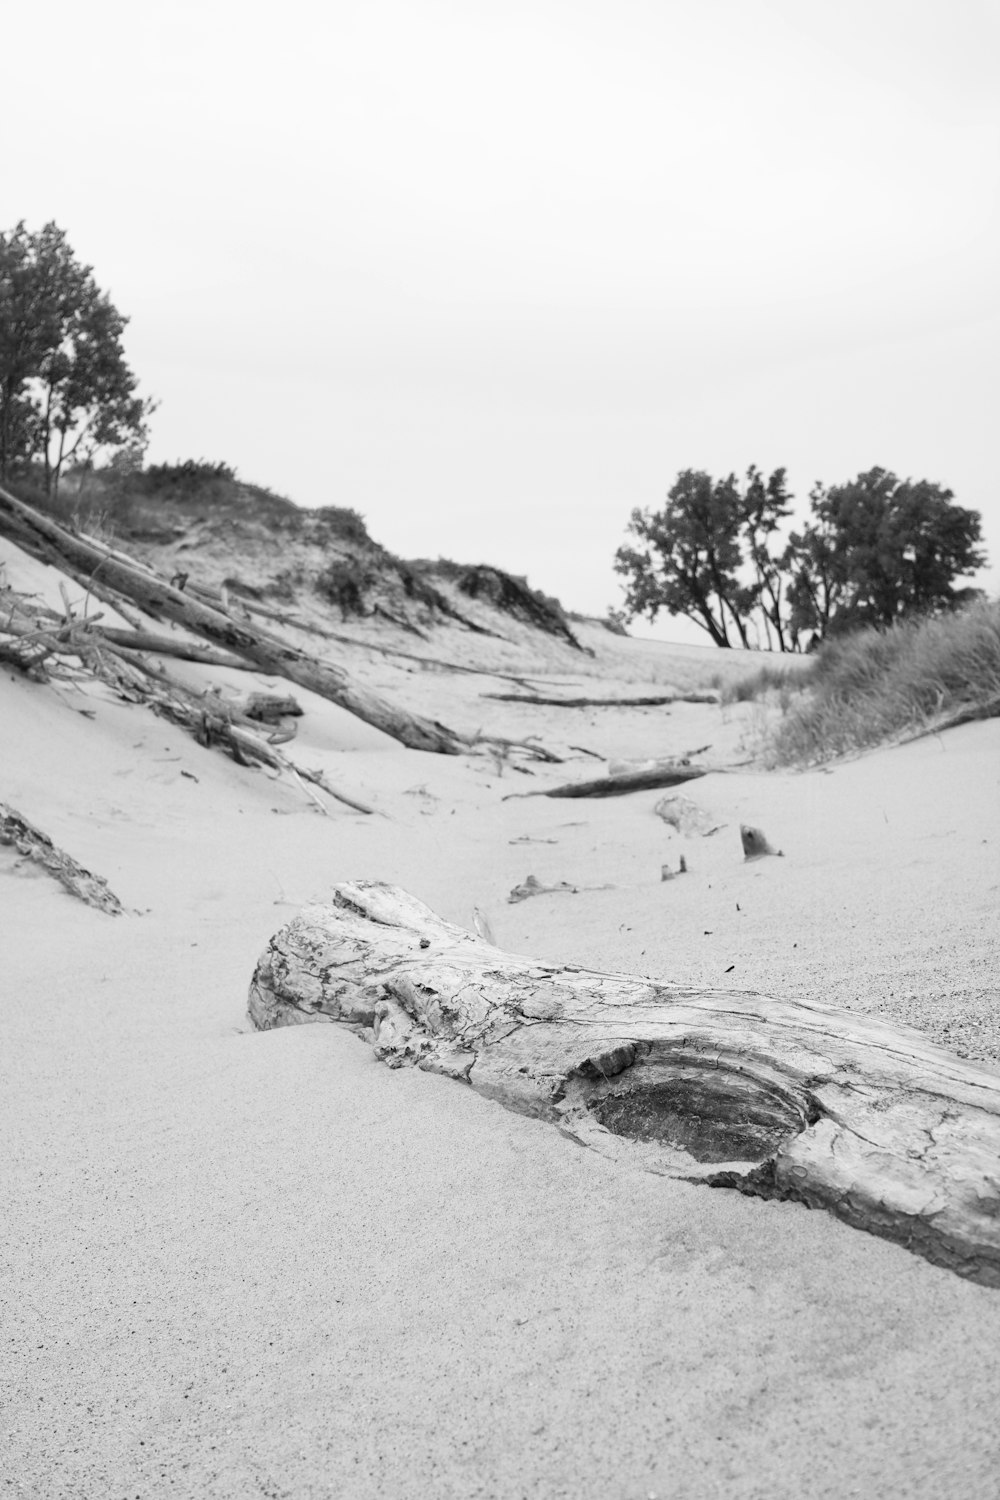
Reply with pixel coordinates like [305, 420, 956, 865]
[4, 552, 1000, 1499]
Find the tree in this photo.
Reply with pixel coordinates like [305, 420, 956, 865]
[740, 465, 795, 650]
[784, 468, 986, 640]
[0, 221, 153, 496]
[614, 467, 792, 648]
[616, 464, 987, 650]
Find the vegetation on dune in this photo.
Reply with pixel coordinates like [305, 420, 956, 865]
[616, 465, 987, 652]
[413, 557, 580, 648]
[715, 657, 816, 706]
[755, 599, 1000, 766]
[0, 222, 154, 498]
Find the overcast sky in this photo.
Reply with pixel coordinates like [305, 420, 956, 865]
[6, 0, 999, 644]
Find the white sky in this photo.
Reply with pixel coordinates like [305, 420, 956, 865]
[6, 0, 999, 644]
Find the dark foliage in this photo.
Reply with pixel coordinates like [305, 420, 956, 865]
[616, 464, 987, 650]
[314, 559, 379, 618]
[784, 468, 986, 638]
[0, 221, 153, 495]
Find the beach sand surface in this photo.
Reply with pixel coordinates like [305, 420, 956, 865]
[3, 548, 1000, 1499]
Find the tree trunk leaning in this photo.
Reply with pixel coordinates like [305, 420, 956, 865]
[0, 488, 463, 754]
[249, 881, 1000, 1286]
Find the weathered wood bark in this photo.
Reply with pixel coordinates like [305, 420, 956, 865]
[0, 488, 463, 753]
[504, 764, 706, 799]
[1, 803, 124, 914]
[95, 626, 252, 670]
[250, 882, 1000, 1286]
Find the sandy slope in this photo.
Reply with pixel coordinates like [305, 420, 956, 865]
[3, 545, 1000, 1500]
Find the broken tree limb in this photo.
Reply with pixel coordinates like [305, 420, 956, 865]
[0, 488, 463, 754]
[1, 802, 125, 914]
[94, 626, 252, 670]
[249, 881, 1000, 1286]
[503, 763, 706, 799]
[481, 692, 718, 707]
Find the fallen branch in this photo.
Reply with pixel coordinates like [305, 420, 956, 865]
[95, 626, 252, 670]
[250, 882, 1000, 1286]
[1, 802, 125, 914]
[482, 692, 718, 707]
[896, 694, 1000, 746]
[508, 875, 578, 902]
[503, 763, 706, 799]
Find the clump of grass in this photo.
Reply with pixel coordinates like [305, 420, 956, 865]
[719, 658, 817, 705]
[764, 599, 1000, 766]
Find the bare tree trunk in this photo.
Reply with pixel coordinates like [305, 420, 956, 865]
[250, 882, 1000, 1286]
[0, 487, 464, 753]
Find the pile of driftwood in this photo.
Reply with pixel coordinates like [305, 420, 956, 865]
[0, 487, 573, 811]
[0, 485, 463, 754]
[0, 575, 375, 815]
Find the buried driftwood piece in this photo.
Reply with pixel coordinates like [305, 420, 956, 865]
[0, 802, 125, 914]
[241, 692, 303, 723]
[503, 763, 706, 800]
[250, 881, 1000, 1285]
[0, 488, 463, 754]
[508, 874, 579, 903]
[740, 825, 783, 859]
[654, 794, 723, 837]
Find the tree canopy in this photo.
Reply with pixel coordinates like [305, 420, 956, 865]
[615, 465, 986, 649]
[0, 221, 153, 496]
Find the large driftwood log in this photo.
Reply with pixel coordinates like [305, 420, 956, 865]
[0, 488, 462, 754]
[249, 882, 1000, 1286]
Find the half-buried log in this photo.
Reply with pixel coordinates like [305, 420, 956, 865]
[0, 487, 462, 754]
[503, 763, 706, 799]
[249, 881, 1000, 1286]
[1, 802, 125, 914]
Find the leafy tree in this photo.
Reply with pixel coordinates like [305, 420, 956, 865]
[784, 468, 986, 639]
[0, 221, 153, 496]
[614, 467, 791, 648]
[741, 465, 795, 650]
[616, 464, 987, 649]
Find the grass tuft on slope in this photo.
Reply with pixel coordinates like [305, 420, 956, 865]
[761, 600, 1000, 766]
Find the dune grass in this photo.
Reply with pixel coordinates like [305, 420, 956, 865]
[761, 599, 1000, 766]
[716, 657, 816, 705]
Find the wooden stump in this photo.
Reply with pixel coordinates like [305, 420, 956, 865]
[249, 881, 1000, 1286]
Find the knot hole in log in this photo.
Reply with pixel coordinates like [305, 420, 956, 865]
[569, 1048, 819, 1165]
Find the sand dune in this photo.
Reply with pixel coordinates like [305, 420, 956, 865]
[3, 537, 1000, 1498]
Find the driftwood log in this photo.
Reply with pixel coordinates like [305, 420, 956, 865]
[94, 626, 252, 670]
[0, 487, 462, 754]
[1, 802, 124, 914]
[504, 763, 706, 799]
[250, 882, 1000, 1286]
[482, 692, 719, 707]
